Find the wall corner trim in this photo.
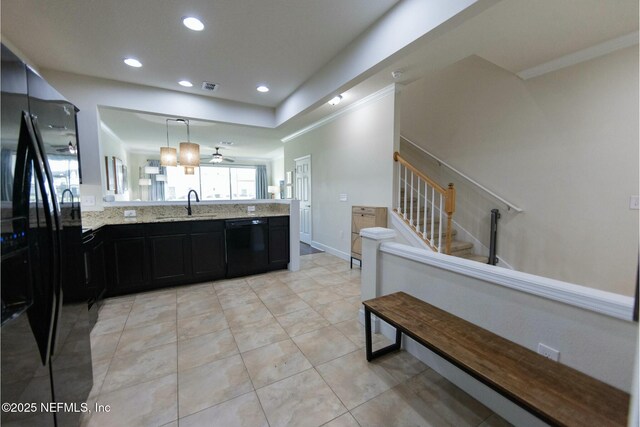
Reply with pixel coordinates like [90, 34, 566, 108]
[281, 84, 396, 143]
[380, 242, 635, 321]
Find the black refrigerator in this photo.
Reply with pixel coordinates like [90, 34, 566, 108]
[1, 44, 93, 426]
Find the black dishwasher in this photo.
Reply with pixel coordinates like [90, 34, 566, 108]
[225, 218, 269, 277]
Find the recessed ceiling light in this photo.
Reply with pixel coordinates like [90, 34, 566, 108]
[256, 85, 269, 93]
[183, 17, 204, 31]
[124, 58, 142, 68]
[178, 80, 193, 87]
[328, 95, 342, 106]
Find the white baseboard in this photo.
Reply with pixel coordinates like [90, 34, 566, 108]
[310, 240, 351, 262]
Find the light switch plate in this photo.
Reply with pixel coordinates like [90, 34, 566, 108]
[124, 209, 137, 218]
[339, 193, 348, 202]
[629, 196, 639, 210]
[247, 205, 256, 212]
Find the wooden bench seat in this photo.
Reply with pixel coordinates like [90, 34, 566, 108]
[363, 292, 630, 427]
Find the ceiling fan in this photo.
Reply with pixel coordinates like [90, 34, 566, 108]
[209, 147, 235, 163]
[53, 142, 77, 154]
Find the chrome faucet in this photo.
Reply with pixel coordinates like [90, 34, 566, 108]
[186, 190, 200, 216]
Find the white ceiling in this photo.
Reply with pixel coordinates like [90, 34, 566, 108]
[2, 0, 637, 160]
[0, 0, 398, 107]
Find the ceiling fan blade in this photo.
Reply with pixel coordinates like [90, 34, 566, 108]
[223, 158, 235, 163]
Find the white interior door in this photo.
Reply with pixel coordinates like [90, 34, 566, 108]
[295, 155, 312, 244]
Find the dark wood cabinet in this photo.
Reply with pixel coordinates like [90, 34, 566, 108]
[103, 216, 289, 297]
[268, 216, 290, 269]
[147, 222, 191, 285]
[191, 221, 225, 281]
[83, 228, 107, 325]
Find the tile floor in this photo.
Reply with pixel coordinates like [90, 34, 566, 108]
[83, 252, 512, 427]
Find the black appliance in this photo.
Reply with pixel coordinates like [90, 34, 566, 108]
[1, 44, 93, 426]
[225, 218, 269, 277]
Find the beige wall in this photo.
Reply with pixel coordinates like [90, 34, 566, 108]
[400, 48, 639, 296]
[284, 92, 396, 257]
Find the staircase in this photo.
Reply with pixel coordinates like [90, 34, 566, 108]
[394, 152, 488, 264]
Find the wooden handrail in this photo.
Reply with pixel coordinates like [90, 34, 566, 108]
[394, 151, 456, 255]
[394, 152, 448, 195]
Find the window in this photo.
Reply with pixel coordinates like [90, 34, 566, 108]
[163, 165, 257, 201]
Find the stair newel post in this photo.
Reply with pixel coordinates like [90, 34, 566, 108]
[445, 183, 456, 255]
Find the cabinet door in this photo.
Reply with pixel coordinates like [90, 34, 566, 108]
[191, 231, 225, 280]
[149, 234, 190, 285]
[111, 237, 147, 292]
[268, 216, 289, 268]
[351, 233, 362, 257]
[352, 213, 376, 233]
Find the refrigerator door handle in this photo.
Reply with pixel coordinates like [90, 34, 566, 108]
[18, 111, 59, 364]
[30, 115, 64, 357]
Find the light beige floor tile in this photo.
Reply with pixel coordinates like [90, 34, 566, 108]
[219, 291, 262, 310]
[313, 273, 348, 286]
[373, 350, 427, 383]
[273, 270, 310, 283]
[132, 291, 177, 310]
[304, 266, 333, 278]
[262, 294, 310, 316]
[177, 295, 222, 319]
[254, 282, 294, 300]
[231, 318, 289, 353]
[256, 368, 346, 427]
[311, 255, 344, 267]
[317, 350, 399, 409]
[292, 326, 359, 366]
[322, 412, 360, 427]
[177, 283, 214, 296]
[179, 391, 268, 427]
[178, 354, 253, 417]
[296, 289, 343, 307]
[101, 342, 177, 394]
[98, 300, 133, 320]
[125, 304, 176, 330]
[213, 278, 249, 292]
[178, 329, 239, 371]
[242, 339, 312, 388]
[275, 307, 330, 337]
[333, 319, 386, 348]
[158, 421, 178, 427]
[90, 331, 121, 362]
[404, 369, 492, 425]
[285, 277, 325, 293]
[88, 374, 177, 427]
[88, 358, 110, 398]
[114, 320, 176, 357]
[315, 300, 359, 324]
[333, 283, 361, 298]
[176, 289, 216, 305]
[350, 384, 433, 427]
[91, 315, 127, 337]
[322, 263, 351, 274]
[224, 301, 273, 329]
[247, 274, 282, 288]
[177, 311, 229, 341]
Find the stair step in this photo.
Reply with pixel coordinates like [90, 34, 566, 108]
[457, 254, 489, 264]
[449, 240, 473, 256]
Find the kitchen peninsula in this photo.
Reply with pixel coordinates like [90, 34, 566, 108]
[81, 200, 300, 299]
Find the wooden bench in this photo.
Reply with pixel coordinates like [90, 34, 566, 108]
[363, 292, 630, 427]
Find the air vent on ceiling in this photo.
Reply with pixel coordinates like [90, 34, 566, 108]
[201, 81, 219, 92]
[219, 141, 233, 146]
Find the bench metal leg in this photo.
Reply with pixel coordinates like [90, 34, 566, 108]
[365, 306, 402, 361]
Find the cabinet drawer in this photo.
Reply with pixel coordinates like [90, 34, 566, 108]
[352, 206, 376, 215]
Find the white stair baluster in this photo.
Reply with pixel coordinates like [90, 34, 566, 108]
[409, 171, 414, 227]
[430, 187, 435, 247]
[416, 178, 421, 233]
[397, 164, 401, 212]
[423, 183, 428, 240]
[403, 167, 408, 219]
[438, 193, 443, 253]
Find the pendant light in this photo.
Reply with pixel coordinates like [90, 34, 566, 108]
[177, 118, 200, 168]
[160, 119, 178, 167]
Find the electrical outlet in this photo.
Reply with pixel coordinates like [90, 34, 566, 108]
[247, 205, 256, 212]
[123, 209, 137, 218]
[81, 195, 96, 207]
[537, 343, 559, 361]
[629, 196, 639, 210]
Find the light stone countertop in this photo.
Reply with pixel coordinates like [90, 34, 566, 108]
[82, 201, 290, 231]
